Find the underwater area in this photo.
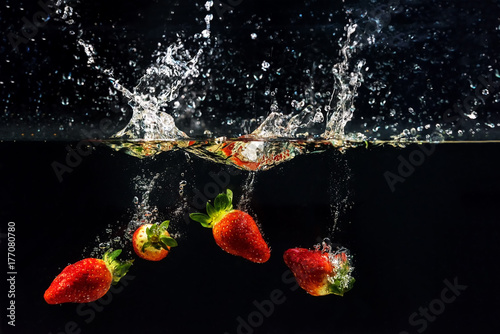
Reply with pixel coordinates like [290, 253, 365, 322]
[1, 0, 500, 333]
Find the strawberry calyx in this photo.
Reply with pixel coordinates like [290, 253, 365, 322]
[141, 220, 178, 253]
[325, 250, 355, 296]
[103, 249, 134, 285]
[189, 189, 234, 228]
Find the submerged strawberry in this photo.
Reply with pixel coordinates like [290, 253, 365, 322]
[132, 221, 178, 261]
[190, 189, 270, 263]
[283, 245, 355, 296]
[220, 140, 293, 171]
[44, 249, 133, 304]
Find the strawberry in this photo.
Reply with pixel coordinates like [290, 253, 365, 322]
[220, 140, 293, 171]
[283, 245, 355, 296]
[44, 249, 133, 304]
[190, 189, 270, 263]
[220, 142, 261, 171]
[132, 220, 178, 261]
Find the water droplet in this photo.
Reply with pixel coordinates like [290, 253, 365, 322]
[98, 242, 110, 249]
[215, 137, 226, 144]
[429, 132, 444, 143]
[465, 111, 478, 119]
[312, 112, 324, 123]
[201, 29, 210, 38]
[205, 1, 213, 11]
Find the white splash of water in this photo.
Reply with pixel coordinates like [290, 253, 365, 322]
[112, 43, 203, 140]
[245, 22, 365, 141]
[323, 23, 365, 139]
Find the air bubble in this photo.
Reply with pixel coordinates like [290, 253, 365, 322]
[98, 242, 110, 249]
[429, 132, 444, 143]
[201, 29, 210, 38]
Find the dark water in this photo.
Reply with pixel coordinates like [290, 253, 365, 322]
[1, 142, 499, 333]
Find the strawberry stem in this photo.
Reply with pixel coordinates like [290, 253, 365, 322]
[326, 251, 355, 296]
[143, 221, 178, 252]
[189, 189, 234, 228]
[103, 249, 134, 285]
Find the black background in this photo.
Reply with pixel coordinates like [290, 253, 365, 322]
[1, 142, 499, 334]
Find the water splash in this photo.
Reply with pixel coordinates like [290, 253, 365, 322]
[111, 43, 203, 140]
[324, 23, 365, 140]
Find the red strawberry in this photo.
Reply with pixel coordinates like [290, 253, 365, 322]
[220, 142, 261, 171]
[220, 140, 293, 171]
[44, 249, 133, 304]
[190, 189, 270, 263]
[132, 221, 178, 261]
[283, 245, 354, 296]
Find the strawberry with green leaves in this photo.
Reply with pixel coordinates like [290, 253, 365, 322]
[132, 220, 178, 261]
[44, 249, 133, 304]
[283, 245, 355, 296]
[190, 189, 270, 263]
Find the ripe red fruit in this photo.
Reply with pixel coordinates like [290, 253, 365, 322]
[44, 250, 133, 304]
[283, 245, 355, 296]
[132, 221, 178, 261]
[190, 189, 270, 263]
[220, 140, 293, 171]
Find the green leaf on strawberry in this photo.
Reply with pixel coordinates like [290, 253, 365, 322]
[190, 189, 234, 228]
[141, 241, 153, 253]
[189, 213, 212, 227]
[133, 221, 178, 261]
[327, 260, 355, 296]
[159, 220, 170, 229]
[161, 236, 178, 247]
[207, 202, 217, 217]
[103, 249, 134, 285]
